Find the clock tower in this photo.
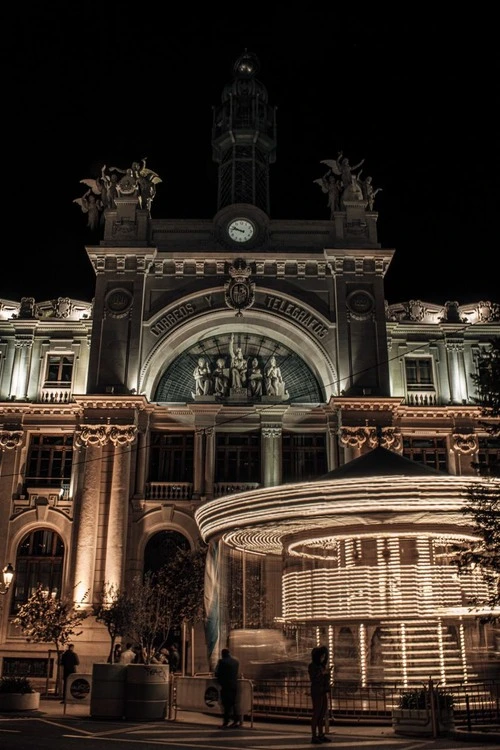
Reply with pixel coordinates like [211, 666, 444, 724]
[212, 50, 277, 214]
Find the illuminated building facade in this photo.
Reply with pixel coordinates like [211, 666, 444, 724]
[0, 52, 499, 684]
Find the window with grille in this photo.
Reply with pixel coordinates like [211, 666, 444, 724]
[282, 432, 327, 483]
[149, 433, 194, 482]
[215, 433, 260, 483]
[477, 437, 500, 475]
[403, 437, 448, 472]
[26, 434, 73, 488]
[11, 528, 64, 612]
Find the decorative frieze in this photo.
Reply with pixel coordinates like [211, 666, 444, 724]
[0, 431, 23, 451]
[452, 433, 477, 455]
[75, 424, 137, 447]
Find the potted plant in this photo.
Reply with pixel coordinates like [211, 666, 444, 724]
[90, 583, 131, 719]
[0, 676, 40, 712]
[392, 685, 454, 736]
[11, 584, 88, 697]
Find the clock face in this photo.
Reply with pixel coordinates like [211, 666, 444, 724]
[228, 218, 255, 243]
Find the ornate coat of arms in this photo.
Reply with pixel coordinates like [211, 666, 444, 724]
[224, 259, 255, 317]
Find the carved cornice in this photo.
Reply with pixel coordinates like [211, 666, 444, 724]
[330, 397, 403, 413]
[73, 396, 149, 411]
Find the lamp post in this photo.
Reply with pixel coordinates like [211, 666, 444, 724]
[0, 563, 14, 594]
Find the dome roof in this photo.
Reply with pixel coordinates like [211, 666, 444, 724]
[320, 446, 444, 480]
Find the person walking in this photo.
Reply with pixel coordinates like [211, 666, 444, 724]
[308, 645, 332, 743]
[60, 643, 79, 702]
[214, 647, 242, 728]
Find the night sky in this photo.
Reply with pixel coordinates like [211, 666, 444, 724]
[4, 7, 497, 306]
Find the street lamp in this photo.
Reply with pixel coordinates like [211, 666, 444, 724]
[0, 563, 14, 594]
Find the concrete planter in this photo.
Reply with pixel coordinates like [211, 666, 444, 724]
[0, 692, 40, 712]
[392, 708, 454, 736]
[90, 663, 127, 719]
[125, 664, 170, 721]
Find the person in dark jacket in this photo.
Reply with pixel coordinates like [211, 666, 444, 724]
[60, 643, 79, 701]
[308, 645, 331, 743]
[214, 647, 241, 728]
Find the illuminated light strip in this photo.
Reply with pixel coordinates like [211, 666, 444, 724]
[459, 618, 469, 683]
[195, 475, 499, 550]
[400, 623, 407, 688]
[359, 623, 367, 688]
[437, 617, 446, 685]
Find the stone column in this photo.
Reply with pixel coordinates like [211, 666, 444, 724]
[261, 424, 282, 487]
[204, 428, 215, 501]
[104, 426, 136, 590]
[327, 426, 339, 472]
[73, 426, 107, 605]
[134, 429, 148, 497]
[446, 339, 466, 404]
[0, 431, 23, 571]
[193, 429, 205, 499]
[11, 339, 33, 400]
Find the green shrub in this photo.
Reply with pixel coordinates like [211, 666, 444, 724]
[398, 687, 453, 711]
[0, 676, 35, 694]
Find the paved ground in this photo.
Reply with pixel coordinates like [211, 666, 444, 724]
[1, 696, 499, 748]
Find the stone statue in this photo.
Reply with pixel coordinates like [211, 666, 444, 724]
[213, 357, 229, 397]
[313, 171, 341, 217]
[360, 175, 383, 210]
[342, 173, 364, 204]
[248, 358, 263, 396]
[265, 355, 287, 397]
[321, 152, 365, 190]
[73, 190, 102, 231]
[229, 334, 247, 389]
[76, 160, 162, 221]
[193, 357, 212, 397]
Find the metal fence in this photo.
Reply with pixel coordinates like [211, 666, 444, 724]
[251, 678, 500, 730]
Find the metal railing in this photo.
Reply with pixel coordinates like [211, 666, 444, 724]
[250, 678, 500, 730]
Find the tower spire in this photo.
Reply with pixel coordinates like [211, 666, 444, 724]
[212, 51, 277, 214]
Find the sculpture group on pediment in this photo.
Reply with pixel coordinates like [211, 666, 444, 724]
[191, 337, 288, 401]
[314, 152, 382, 216]
[73, 159, 162, 231]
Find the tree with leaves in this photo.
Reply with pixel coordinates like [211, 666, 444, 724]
[125, 544, 207, 665]
[92, 583, 131, 663]
[12, 585, 88, 694]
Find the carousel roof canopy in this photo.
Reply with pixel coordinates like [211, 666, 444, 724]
[320, 446, 444, 480]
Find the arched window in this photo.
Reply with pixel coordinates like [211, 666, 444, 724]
[144, 530, 190, 574]
[11, 528, 64, 613]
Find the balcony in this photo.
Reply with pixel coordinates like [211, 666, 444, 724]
[405, 387, 437, 407]
[41, 383, 72, 404]
[145, 482, 193, 501]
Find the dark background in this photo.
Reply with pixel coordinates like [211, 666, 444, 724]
[3, 6, 498, 305]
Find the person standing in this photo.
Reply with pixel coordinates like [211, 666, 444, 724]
[168, 644, 181, 673]
[60, 643, 79, 702]
[308, 645, 332, 744]
[120, 642, 136, 664]
[108, 643, 122, 663]
[214, 647, 242, 729]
